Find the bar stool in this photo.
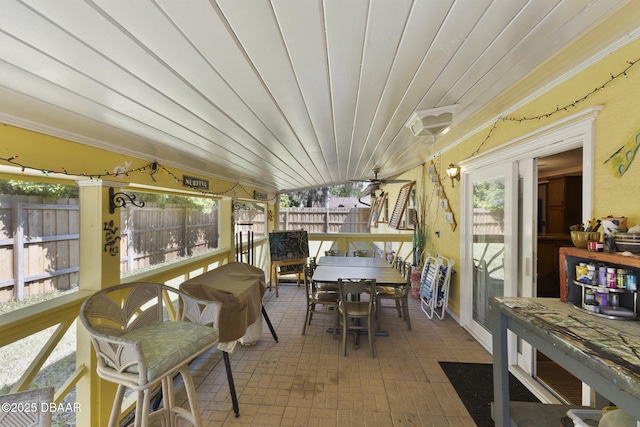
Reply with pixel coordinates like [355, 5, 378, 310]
[79, 282, 223, 427]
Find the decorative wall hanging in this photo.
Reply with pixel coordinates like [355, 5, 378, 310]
[389, 181, 415, 229]
[103, 220, 120, 256]
[604, 127, 640, 177]
[374, 191, 387, 226]
[109, 187, 145, 214]
[427, 161, 457, 231]
[113, 160, 132, 178]
[368, 191, 388, 228]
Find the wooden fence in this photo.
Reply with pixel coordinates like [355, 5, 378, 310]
[2, 201, 370, 303]
[0, 196, 220, 303]
[473, 208, 505, 235]
[0, 195, 80, 303]
[119, 204, 219, 274]
[279, 207, 370, 233]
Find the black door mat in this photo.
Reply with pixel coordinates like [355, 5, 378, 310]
[439, 361, 539, 427]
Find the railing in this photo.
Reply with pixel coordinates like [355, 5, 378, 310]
[0, 232, 412, 425]
[0, 247, 238, 426]
[307, 232, 414, 262]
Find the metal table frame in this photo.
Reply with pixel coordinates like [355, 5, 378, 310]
[491, 297, 640, 426]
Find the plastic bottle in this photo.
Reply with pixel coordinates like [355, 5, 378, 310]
[607, 268, 617, 288]
[598, 265, 607, 287]
[587, 264, 596, 286]
[617, 269, 627, 289]
[626, 272, 637, 291]
[585, 289, 595, 303]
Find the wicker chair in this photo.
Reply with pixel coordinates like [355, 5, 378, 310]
[79, 282, 223, 427]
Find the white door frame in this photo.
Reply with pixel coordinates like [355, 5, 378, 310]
[459, 106, 599, 343]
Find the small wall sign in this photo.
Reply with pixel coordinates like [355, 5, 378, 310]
[254, 191, 268, 201]
[182, 175, 209, 190]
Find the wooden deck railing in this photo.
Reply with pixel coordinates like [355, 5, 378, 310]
[0, 232, 413, 425]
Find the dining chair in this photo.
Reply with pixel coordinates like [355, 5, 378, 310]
[325, 249, 346, 256]
[338, 278, 377, 358]
[0, 387, 54, 426]
[79, 282, 223, 427]
[379, 257, 406, 318]
[302, 264, 339, 337]
[376, 261, 412, 330]
[352, 249, 373, 257]
[393, 255, 403, 270]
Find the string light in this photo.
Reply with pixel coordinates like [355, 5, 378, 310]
[0, 156, 275, 201]
[11, 58, 635, 200]
[469, 58, 639, 158]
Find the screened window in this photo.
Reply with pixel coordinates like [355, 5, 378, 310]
[278, 185, 371, 233]
[121, 192, 219, 277]
[0, 179, 79, 313]
[233, 201, 266, 240]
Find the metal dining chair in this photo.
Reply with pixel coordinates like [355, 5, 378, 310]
[338, 278, 377, 358]
[376, 261, 412, 330]
[325, 250, 346, 256]
[352, 250, 373, 257]
[302, 264, 339, 337]
[393, 255, 404, 270]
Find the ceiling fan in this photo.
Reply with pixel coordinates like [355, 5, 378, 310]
[351, 168, 411, 201]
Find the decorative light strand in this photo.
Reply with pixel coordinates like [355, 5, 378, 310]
[0, 156, 275, 201]
[469, 58, 639, 158]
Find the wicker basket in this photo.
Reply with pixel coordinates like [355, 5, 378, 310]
[570, 231, 600, 249]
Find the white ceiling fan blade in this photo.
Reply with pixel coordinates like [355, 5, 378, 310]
[380, 178, 411, 184]
[360, 184, 373, 198]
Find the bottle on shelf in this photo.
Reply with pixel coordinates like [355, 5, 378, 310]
[607, 268, 617, 288]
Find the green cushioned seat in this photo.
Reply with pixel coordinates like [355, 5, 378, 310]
[119, 321, 219, 382]
[80, 282, 224, 426]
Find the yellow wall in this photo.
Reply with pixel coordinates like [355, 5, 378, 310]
[0, 124, 275, 201]
[414, 36, 640, 316]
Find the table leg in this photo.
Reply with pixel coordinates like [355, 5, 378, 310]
[262, 305, 278, 342]
[222, 351, 240, 418]
[491, 299, 510, 427]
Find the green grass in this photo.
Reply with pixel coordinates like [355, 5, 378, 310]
[1, 290, 79, 426]
[0, 288, 78, 315]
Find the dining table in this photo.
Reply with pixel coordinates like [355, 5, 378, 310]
[315, 255, 393, 268]
[311, 261, 407, 348]
[311, 264, 406, 285]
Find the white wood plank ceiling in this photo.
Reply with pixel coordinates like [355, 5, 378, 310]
[1, 0, 639, 193]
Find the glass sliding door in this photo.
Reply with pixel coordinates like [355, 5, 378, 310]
[472, 178, 505, 329]
[461, 161, 518, 350]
